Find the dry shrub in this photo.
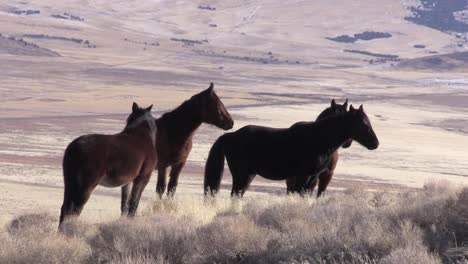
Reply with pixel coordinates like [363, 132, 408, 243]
[385, 182, 463, 257]
[0, 231, 16, 263]
[444, 247, 468, 264]
[59, 218, 98, 240]
[447, 189, 468, 245]
[253, 194, 419, 262]
[197, 213, 280, 262]
[7, 213, 56, 238]
[441, 189, 468, 263]
[145, 195, 234, 224]
[111, 254, 162, 264]
[380, 238, 441, 264]
[0, 183, 467, 264]
[1, 213, 91, 264]
[89, 215, 198, 263]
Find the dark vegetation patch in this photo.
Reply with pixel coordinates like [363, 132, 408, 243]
[22, 34, 96, 48]
[0, 34, 60, 57]
[405, 0, 468, 33]
[170, 38, 208, 46]
[327, 31, 392, 43]
[124, 38, 159, 47]
[51, 12, 84, 21]
[194, 49, 302, 65]
[9, 9, 40, 15]
[198, 5, 216, 11]
[343, 49, 399, 63]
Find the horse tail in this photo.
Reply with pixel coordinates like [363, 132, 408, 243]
[204, 135, 227, 196]
[59, 140, 83, 227]
[60, 143, 74, 226]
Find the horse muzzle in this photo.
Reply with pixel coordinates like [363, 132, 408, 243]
[223, 119, 234, 130]
[367, 140, 379, 150]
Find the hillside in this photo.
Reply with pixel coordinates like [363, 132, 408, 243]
[0, 0, 467, 245]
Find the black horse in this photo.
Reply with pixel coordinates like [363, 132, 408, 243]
[204, 105, 379, 197]
[286, 99, 351, 196]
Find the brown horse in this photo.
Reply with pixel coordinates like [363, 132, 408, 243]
[286, 99, 351, 197]
[59, 103, 157, 227]
[155, 83, 233, 198]
[204, 105, 379, 197]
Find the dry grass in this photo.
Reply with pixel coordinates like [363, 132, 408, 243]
[1, 182, 468, 264]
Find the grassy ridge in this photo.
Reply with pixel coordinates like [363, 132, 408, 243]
[1, 182, 467, 263]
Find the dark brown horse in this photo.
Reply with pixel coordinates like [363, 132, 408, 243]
[59, 103, 157, 227]
[286, 99, 351, 197]
[155, 83, 233, 198]
[204, 105, 379, 197]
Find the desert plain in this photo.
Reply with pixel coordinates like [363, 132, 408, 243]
[0, 0, 467, 227]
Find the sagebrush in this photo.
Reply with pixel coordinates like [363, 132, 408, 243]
[1, 182, 468, 264]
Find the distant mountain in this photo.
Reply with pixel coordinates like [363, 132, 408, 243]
[0, 35, 60, 57]
[398, 51, 468, 71]
[405, 0, 468, 33]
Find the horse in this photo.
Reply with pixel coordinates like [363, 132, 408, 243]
[59, 103, 157, 227]
[286, 99, 351, 197]
[155, 83, 233, 198]
[204, 104, 379, 197]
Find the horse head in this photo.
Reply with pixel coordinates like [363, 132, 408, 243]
[317, 99, 352, 148]
[126, 102, 155, 130]
[198, 83, 234, 130]
[348, 104, 379, 150]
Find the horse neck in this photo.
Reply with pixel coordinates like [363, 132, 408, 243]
[304, 114, 353, 155]
[123, 118, 157, 146]
[162, 100, 203, 141]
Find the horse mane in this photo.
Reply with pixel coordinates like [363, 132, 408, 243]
[124, 112, 156, 132]
[290, 111, 351, 136]
[316, 108, 336, 121]
[159, 92, 203, 121]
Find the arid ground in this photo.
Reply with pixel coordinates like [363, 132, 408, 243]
[0, 0, 467, 237]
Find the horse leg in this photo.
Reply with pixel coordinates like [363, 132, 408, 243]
[167, 162, 185, 198]
[303, 176, 319, 196]
[128, 174, 151, 217]
[317, 170, 333, 198]
[59, 193, 73, 226]
[121, 182, 133, 215]
[59, 172, 96, 227]
[309, 177, 319, 194]
[292, 175, 311, 197]
[71, 189, 93, 216]
[231, 171, 255, 198]
[60, 185, 94, 226]
[156, 165, 167, 199]
[286, 177, 296, 194]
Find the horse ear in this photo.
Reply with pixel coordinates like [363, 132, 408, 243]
[343, 99, 348, 109]
[359, 105, 364, 112]
[146, 104, 153, 112]
[207, 82, 214, 92]
[349, 104, 355, 111]
[132, 102, 138, 112]
[331, 99, 336, 108]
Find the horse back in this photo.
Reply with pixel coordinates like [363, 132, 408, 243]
[63, 132, 156, 187]
[222, 126, 301, 177]
[222, 124, 330, 180]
